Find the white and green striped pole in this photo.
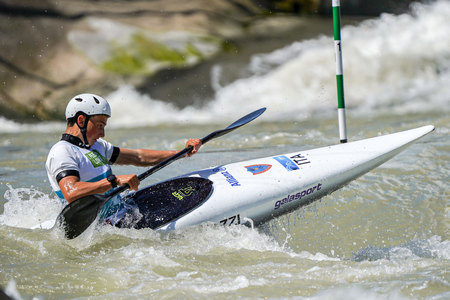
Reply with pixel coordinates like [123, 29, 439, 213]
[332, 0, 348, 143]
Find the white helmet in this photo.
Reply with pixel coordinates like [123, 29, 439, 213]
[65, 93, 111, 119]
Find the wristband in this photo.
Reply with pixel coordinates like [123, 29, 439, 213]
[107, 174, 118, 188]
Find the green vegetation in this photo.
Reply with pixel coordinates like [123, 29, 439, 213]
[272, 0, 318, 14]
[221, 40, 239, 53]
[102, 33, 198, 75]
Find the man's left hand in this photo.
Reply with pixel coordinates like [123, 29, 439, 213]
[185, 138, 202, 157]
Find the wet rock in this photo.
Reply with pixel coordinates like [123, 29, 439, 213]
[0, 0, 267, 121]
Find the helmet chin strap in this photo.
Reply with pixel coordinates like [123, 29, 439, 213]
[75, 114, 91, 149]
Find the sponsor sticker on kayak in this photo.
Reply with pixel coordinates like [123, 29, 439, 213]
[245, 164, 272, 175]
[289, 153, 311, 166]
[273, 153, 311, 171]
[213, 166, 241, 187]
[273, 155, 299, 171]
[274, 183, 322, 210]
[172, 185, 196, 201]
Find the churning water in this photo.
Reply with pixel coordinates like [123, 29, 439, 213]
[1, 1, 449, 299]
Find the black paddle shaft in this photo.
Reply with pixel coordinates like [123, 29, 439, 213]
[57, 107, 266, 239]
[112, 107, 266, 197]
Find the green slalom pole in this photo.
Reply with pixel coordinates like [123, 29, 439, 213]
[332, 0, 348, 143]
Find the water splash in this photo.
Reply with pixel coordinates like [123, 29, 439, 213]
[106, 0, 450, 127]
[0, 185, 62, 229]
[353, 235, 450, 262]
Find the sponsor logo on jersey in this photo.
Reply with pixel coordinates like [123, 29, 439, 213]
[85, 150, 108, 168]
[245, 164, 272, 175]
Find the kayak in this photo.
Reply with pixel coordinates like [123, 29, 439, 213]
[32, 124, 433, 232]
[116, 125, 435, 231]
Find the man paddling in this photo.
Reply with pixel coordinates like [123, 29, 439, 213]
[46, 93, 202, 226]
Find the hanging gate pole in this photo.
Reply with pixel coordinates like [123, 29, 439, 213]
[332, 0, 348, 143]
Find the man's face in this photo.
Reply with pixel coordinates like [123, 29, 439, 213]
[86, 115, 108, 145]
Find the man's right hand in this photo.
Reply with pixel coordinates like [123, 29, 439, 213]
[116, 174, 140, 191]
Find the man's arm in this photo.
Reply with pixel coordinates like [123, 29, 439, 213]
[58, 139, 202, 202]
[114, 139, 202, 166]
[114, 148, 178, 166]
[59, 174, 139, 203]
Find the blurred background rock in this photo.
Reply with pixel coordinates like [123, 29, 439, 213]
[0, 0, 421, 121]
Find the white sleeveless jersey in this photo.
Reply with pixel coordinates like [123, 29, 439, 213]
[46, 135, 137, 225]
[46, 138, 116, 199]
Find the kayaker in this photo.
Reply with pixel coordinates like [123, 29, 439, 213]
[45, 93, 202, 225]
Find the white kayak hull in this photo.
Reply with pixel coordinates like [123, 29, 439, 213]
[156, 125, 434, 230]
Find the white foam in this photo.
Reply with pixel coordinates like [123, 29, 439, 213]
[353, 236, 450, 262]
[106, 0, 450, 127]
[120, 245, 181, 268]
[191, 275, 253, 294]
[0, 185, 62, 229]
[4, 279, 23, 300]
[0, 117, 63, 133]
[106, 85, 217, 128]
[164, 223, 289, 256]
[308, 285, 410, 300]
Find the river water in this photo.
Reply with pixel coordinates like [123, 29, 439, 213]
[1, 1, 449, 299]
